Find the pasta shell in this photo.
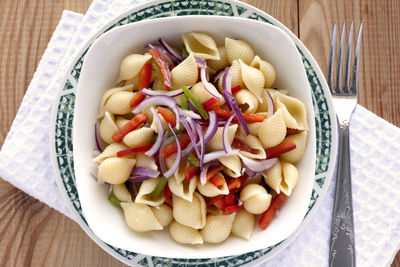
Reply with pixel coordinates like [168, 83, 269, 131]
[240, 59, 265, 103]
[150, 114, 168, 134]
[279, 131, 307, 163]
[171, 53, 198, 89]
[280, 161, 299, 196]
[120, 202, 163, 232]
[207, 124, 238, 151]
[168, 173, 197, 202]
[240, 184, 272, 214]
[263, 159, 299, 196]
[122, 127, 154, 148]
[169, 221, 203, 245]
[97, 157, 135, 184]
[243, 173, 262, 186]
[207, 46, 230, 70]
[173, 192, 206, 229]
[234, 89, 258, 113]
[123, 75, 140, 89]
[247, 122, 262, 136]
[263, 159, 282, 194]
[275, 93, 308, 130]
[218, 59, 242, 90]
[200, 213, 236, 243]
[113, 183, 132, 202]
[98, 84, 133, 118]
[225, 37, 254, 64]
[191, 82, 217, 104]
[220, 155, 242, 178]
[104, 91, 134, 115]
[151, 204, 173, 227]
[256, 89, 275, 114]
[99, 111, 118, 144]
[258, 109, 286, 148]
[115, 116, 130, 129]
[93, 143, 128, 163]
[182, 32, 219, 60]
[250, 55, 276, 88]
[238, 134, 266, 159]
[119, 54, 152, 81]
[135, 153, 158, 171]
[135, 177, 166, 206]
[197, 174, 229, 197]
[232, 209, 255, 240]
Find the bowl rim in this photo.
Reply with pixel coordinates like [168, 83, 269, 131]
[49, 0, 338, 266]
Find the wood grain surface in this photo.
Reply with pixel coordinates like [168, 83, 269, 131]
[0, 0, 399, 266]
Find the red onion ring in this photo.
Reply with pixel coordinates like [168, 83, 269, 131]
[145, 107, 164, 156]
[163, 124, 182, 178]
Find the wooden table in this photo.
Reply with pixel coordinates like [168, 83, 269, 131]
[0, 0, 399, 266]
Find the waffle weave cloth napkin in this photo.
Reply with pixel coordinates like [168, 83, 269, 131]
[0, 1, 399, 266]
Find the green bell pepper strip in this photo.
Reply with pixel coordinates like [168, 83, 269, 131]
[151, 176, 168, 199]
[181, 85, 209, 120]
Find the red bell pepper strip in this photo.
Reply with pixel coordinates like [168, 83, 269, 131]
[209, 173, 226, 187]
[214, 106, 265, 123]
[116, 144, 153, 157]
[130, 62, 152, 107]
[202, 98, 221, 111]
[206, 165, 224, 181]
[161, 133, 191, 158]
[184, 165, 198, 180]
[286, 128, 299, 136]
[265, 140, 297, 158]
[149, 48, 171, 91]
[157, 107, 176, 127]
[224, 205, 243, 214]
[164, 183, 173, 207]
[231, 138, 253, 153]
[224, 190, 237, 206]
[112, 113, 148, 142]
[231, 85, 242, 94]
[227, 178, 241, 190]
[258, 193, 288, 230]
[207, 194, 224, 206]
[214, 198, 225, 210]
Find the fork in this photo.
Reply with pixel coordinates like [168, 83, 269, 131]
[327, 21, 363, 267]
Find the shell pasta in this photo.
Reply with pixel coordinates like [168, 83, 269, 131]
[93, 32, 308, 245]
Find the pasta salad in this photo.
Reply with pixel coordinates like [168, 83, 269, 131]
[93, 32, 308, 245]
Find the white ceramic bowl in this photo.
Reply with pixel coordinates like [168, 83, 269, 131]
[73, 15, 316, 259]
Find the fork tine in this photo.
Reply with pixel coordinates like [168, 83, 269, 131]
[327, 23, 337, 90]
[343, 21, 354, 92]
[351, 22, 363, 94]
[335, 22, 346, 93]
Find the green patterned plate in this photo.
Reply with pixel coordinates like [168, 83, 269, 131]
[50, 0, 338, 266]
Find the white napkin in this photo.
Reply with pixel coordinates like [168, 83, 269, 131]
[0, 1, 399, 266]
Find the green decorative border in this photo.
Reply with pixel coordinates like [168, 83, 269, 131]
[53, 0, 333, 266]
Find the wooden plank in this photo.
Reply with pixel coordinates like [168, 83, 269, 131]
[299, 0, 400, 127]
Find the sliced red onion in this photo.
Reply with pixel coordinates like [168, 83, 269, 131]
[200, 67, 222, 99]
[239, 155, 278, 172]
[158, 132, 168, 174]
[128, 175, 151, 183]
[264, 90, 275, 117]
[199, 164, 210, 185]
[142, 88, 184, 97]
[203, 110, 218, 143]
[210, 68, 224, 84]
[222, 68, 249, 135]
[131, 166, 160, 178]
[203, 149, 240, 163]
[163, 124, 182, 178]
[193, 120, 205, 169]
[94, 123, 104, 152]
[159, 38, 183, 63]
[178, 108, 201, 120]
[195, 58, 207, 68]
[180, 116, 200, 157]
[132, 95, 180, 130]
[222, 114, 235, 154]
[145, 107, 164, 156]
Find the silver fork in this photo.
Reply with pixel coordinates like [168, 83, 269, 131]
[327, 21, 363, 267]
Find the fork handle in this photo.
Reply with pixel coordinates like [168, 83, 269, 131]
[329, 124, 356, 267]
